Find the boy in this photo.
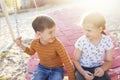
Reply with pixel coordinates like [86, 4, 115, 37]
[16, 15, 75, 80]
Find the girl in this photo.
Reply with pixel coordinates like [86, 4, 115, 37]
[73, 12, 114, 80]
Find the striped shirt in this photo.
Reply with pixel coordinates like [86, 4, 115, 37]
[24, 37, 75, 80]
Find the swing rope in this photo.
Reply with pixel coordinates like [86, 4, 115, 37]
[0, 0, 15, 41]
[33, 0, 39, 16]
[12, 0, 40, 79]
[12, 0, 26, 79]
[13, 0, 20, 36]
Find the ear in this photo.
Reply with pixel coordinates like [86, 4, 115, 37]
[99, 26, 103, 32]
[36, 31, 41, 38]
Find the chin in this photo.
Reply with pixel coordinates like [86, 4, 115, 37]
[49, 39, 55, 43]
[86, 36, 92, 40]
[86, 35, 90, 38]
[49, 41, 53, 43]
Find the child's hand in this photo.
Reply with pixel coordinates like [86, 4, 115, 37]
[94, 67, 104, 77]
[15, 36, 22, 47]
[84, 71, 94, 80]
[15, 37, 26, 51]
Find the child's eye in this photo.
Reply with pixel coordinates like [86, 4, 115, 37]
[49, 32, 52, 34]
[84, 29, 91, 32]
[87, 30, 91, 32]
[49, 31, 54, 34]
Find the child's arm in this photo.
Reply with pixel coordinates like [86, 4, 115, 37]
[56, 41, 75, 80]
[73, 48, 94, 80]
[94, 48, 113, 77]
[101, 48, 113, 71]
[15, 36, 35, 55]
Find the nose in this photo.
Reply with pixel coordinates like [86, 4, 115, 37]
[84, 31, 89, 35]
[84, 31, 90, 38]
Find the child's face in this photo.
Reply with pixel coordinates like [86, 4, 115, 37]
[83, 24, 102, 40]
[37, 26, 56, 45]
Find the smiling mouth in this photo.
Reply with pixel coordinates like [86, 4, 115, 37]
[50, 38, 55, 41]
[86, 35, 90, 38]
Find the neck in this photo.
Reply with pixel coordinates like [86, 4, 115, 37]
[89, 34, 102, 46]
[39, 39, 48, 45]
[92, 34, 102, 40]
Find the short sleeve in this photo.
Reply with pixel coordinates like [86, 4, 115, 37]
[105, 36, 114, 50]
[75, 36, 84, 51]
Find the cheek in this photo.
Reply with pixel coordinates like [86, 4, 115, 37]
[41, 34, 49, 40]
[85, 31, 92, 35]
[46, 35, 52, 40]
[86, 32, 95, 38]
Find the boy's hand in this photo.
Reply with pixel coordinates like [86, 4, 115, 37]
[15, 36, 26, 51]
[15, 36, 22, 47]
[94, 67, 104, 77]
[84, 71, 94, 80]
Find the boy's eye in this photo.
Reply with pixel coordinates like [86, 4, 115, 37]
[49, 31, 54, 34]
[87, 30, 91, 32]
[49, 32, 52, 34]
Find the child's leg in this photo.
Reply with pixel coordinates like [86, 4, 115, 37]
[75, 70, 85, 80]
[48, 67, 64, 80]
[31, 64, 49, 80]
[94, 71, 111, 80]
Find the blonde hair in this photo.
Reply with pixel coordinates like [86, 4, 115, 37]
[81, 11, 106, 34]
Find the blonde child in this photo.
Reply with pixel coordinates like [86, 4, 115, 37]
[16, 15, 75, 80]
[73, 12, 113, 80]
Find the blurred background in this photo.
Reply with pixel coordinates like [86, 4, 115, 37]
[0, 0, 120, 15]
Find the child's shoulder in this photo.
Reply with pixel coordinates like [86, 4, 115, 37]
[75, 35, 87, 45]
[31, 39, 39, 45]
[76, 35, 86, 41]
[54, 37, 65, 46]
[102, 34, 112, 40]
[54, 37, 62, 44]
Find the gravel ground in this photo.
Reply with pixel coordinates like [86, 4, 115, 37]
[0, 3, 120, 80]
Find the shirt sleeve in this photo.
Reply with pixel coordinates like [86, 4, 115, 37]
[74, 37, 83, 51]
[24, 40, 36, 55]
[105, 36, 114, 50]
[56, 40, 75, 80]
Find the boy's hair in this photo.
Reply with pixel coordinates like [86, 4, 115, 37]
[32, 15, 56, 32]
[81, 11, 106, 34]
